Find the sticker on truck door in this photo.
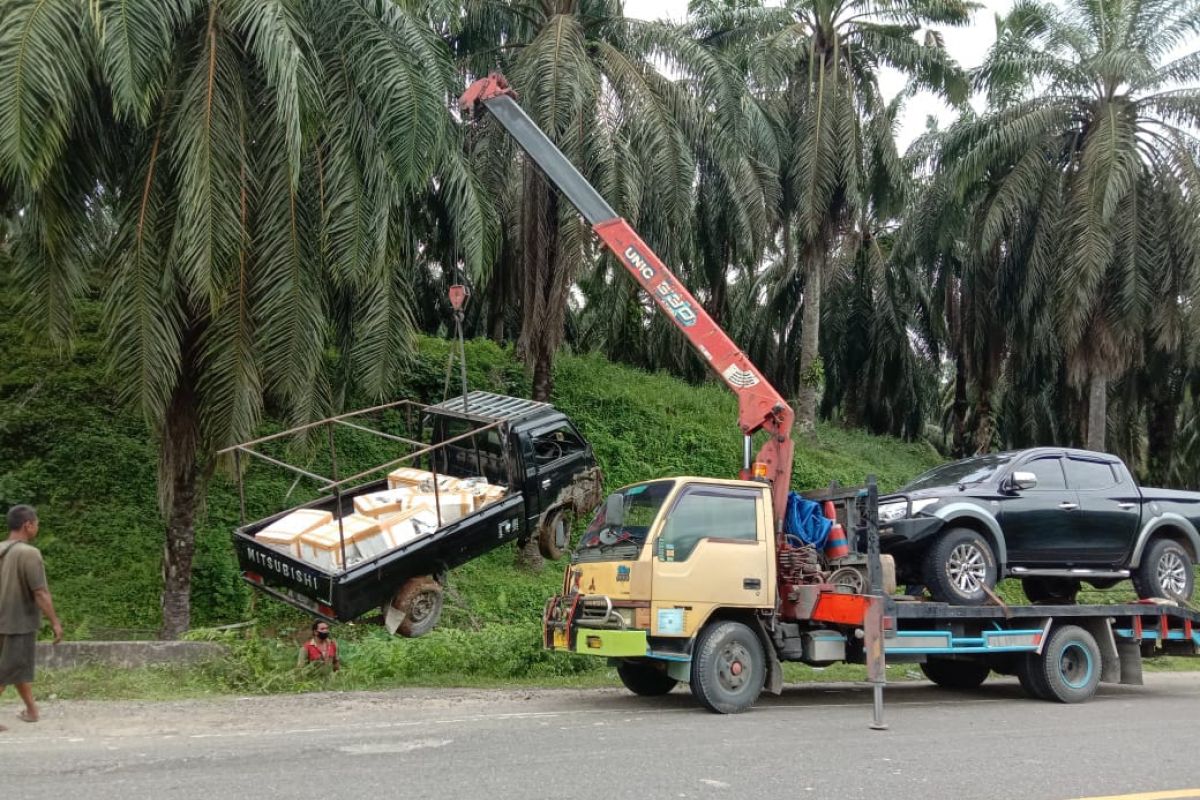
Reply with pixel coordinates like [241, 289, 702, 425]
[657, 608, 685, 634]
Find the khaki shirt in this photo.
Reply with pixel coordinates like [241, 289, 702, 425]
[0, 540, 47, 634]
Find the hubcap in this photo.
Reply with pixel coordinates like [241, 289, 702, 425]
[1157, 550, 1189, 598]
[717, 642, 751, 692]
[946, 543, 988, 594]
[1060, 642, 1093, 689]
[410, 590, 437, 622]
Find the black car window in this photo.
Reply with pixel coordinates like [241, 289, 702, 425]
[532, 424, 586, 466]
[1064, 458, 1118, 491]
[1022, 456, 1067, 491]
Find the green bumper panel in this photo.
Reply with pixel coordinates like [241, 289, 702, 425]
[572, 628, 648, 657]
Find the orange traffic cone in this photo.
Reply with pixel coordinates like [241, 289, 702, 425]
[823, 500, 850, 561]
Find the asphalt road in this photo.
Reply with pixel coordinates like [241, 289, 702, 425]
[1, 674, 1198, 800]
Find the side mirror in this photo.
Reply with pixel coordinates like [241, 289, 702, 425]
[604, 493, 625, 528]
[1009, 471, 1038, 491]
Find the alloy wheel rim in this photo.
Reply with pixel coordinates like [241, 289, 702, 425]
[1157, 551, 1188, 597]
[947, 543, 987, 594]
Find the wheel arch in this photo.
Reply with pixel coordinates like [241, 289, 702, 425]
[1129, 514, 1200, 567]
[931, 505, 1007, 572]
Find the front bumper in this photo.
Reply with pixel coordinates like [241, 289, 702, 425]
[878, 516, 943, 551]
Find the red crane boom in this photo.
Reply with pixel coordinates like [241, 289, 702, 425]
[461, 74, 795, 529]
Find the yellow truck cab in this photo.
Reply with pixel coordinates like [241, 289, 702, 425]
[544, 477, 783, 712]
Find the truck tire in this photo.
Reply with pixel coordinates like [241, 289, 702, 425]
[617, 660, 677, 696]
[1015, 655, 1049, 700]
[922, 527, 997, 605]
[1022, 577, 1080, 604]
[690, 621, 766, 714]
[1031, 624, 1102, 703]
[389, 576, 444, 638]
[537, 510, 570, 561]
[919, 658, 990, 690]
[1132, 539, 1195, 602]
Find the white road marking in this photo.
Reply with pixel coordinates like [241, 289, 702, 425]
[338, 739, 453, 755]
[699, 778, 730, 788]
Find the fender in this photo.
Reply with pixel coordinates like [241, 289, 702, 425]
[1128, 512, 1200, 567]
[929, 503, 1008, 570]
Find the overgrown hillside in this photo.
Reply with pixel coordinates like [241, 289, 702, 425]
[0, 294, 941, 639]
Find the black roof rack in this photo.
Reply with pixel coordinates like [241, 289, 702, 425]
[429, 391, 554, 423]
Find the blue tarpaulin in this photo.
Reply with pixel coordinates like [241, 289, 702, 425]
[784, 492, 831, 549]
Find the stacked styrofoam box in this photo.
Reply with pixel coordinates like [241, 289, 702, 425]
[353, 487, 418, 518]
[410, 492, 474, 524]
[377, 507, 439, 549]
[298, 514, 383, 570]
[255, 509, 333, 557]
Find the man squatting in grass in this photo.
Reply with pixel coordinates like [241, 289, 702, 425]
[0, 505, 63, 729]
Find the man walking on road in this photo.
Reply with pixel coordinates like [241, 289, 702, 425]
[0, 505, 63, 731]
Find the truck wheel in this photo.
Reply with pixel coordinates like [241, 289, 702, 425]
[1132, 539, 1195, 602]
[1016, 654, 1050, 700]
[922, 528, 997, 605]
[389, 576, 444, 638]
[1022, 577, 1080, 604]
[617, 660, 677, 696]
[537, 510, 570, 561]
[919, 658, 990, 690]
[690, 621, 766, 714]
[1032, 625, 1101, 703]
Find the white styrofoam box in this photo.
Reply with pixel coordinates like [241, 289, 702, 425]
[378, 507, 439, 549]
[408, 492, 474, 525]
[298, 525, 356, 570]
[387, 467, 435, 490]
[353, 487, 417, 518]
[474, 485, 507, 510]
[255, 509, 334, 557]
[417, 475, 460, 494]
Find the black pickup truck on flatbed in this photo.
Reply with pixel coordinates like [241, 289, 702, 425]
[227, 392, 602, 636]
[873, 448, 1200, 605]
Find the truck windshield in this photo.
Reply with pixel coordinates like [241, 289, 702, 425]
[901, 453, 1014, 492]
[574, 480, 674, 563]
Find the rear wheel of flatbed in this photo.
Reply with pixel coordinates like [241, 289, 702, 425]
[1029, 624, 1101, 703]
[920, 658, 990, 690]
[1016, 655, 1050, 700]
[690, 621, 766, 714]
[388, 576, 445, 638]
[617, 660, 677, 696]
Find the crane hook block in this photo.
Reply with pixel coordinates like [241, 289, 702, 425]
[449, 284, 470, 312]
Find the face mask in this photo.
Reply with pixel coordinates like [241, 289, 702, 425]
[316, 631, 329, 640]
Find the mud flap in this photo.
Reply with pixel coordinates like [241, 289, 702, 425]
[384, 603, 407, 635]
[753, 618, 784, 696]
[1116, 640, 1144, 685]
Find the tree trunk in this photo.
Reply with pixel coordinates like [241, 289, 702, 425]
[1086, 373, 1108, 451]
[531, 349, 553, 403]
[795, 253, 823, 434]
[160, 464, 199, 640]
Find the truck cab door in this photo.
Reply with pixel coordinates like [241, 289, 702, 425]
[523, 421, 591, 530]
[1065, 456, 1139, 565]
[649, 484, 772, 639]
[999, 454, 1078, 564]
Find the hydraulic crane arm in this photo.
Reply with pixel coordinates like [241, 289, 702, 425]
[461, 74, 795, 529]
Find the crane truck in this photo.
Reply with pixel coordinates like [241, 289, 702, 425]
[461, 74, 1200, 720]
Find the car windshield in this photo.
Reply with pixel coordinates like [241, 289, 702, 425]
[574, 480, 674, 563]
[901, 454, 1014, 492]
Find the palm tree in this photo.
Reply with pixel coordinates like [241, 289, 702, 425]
[456, 0, 766, 402]
[950, 0, 1200, 451]
[705, 0, 971, 432]
[0, 0, 486, 637]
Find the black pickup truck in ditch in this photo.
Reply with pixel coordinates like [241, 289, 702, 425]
[874, 447, 1200, 605]
[226, 392, 602, 636]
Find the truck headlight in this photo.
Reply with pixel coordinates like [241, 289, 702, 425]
[878, 498, 938, 522]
